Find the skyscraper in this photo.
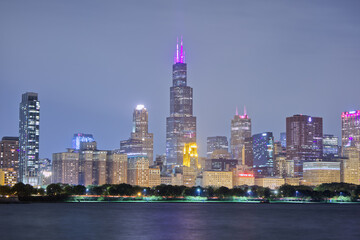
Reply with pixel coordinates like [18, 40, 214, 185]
[341, 110, 360, 151]
[230, 107, 251, 164]
[166, 38, 196, 166]
[286, 114, 323, 177]
[19, 92, 40, 185]
[120, 105, 154, 164]
[206, 136, 228, 158]
[252, 132, 274, 169]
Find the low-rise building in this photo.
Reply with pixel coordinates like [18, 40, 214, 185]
[341, 147, 360, 185]
[160, 175, 172, 185]
[254, 177, 285, 189]
[149, 166, 161, 187]
[285, 178, 300, 186]
[127, 156, 149, 187]
[203, 171, 233, 189]
[303, 161, 340, 186]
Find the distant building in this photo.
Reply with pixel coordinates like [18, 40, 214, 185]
[252, 132, 274, 170]
[303, 161, 340, 186]
[19, 92, 40, 186]
[121, 105, 154, 164]
[127, 156, 149, 187]
[284, 178, 300, 186]
[280, 132, 286, 148]
[230, 107, 251, 164]
[107, 152, 127, 184]
[0, 168, 17, 187]
[286, 114, 323, 177]
[204, 158, 238, 171]
[274, 155, 294, 178]
[160, 174, 172, 185]
[72, 133, 95, 150]
[323, 134, 340, 159]
[206, 136, 228, 158]
[149, 166, 161, 187]
[254, 177, 285, 189]
[210, 149, 232, 160]
[232, 165, 254, 186]
[203, 171, 233, 189]
[243, 137, 253, 167]
[341, 146, 360, 185]
[341, 110, 360, 151]
[52, 149, 79, 185]
[0, 137, 19, 171]
[166, 38, 196, 166]
[182, 143, 200, 187]
[39, 158, 52, 185]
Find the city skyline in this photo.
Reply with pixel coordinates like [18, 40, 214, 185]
[1, 1, 360, 159]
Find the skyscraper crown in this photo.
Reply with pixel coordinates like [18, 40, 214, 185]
[174, 36, 185, 64]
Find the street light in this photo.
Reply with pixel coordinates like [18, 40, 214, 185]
[296, 190, 299, 197]
[197, 188, 201, 196]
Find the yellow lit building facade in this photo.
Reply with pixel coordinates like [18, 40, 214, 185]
[183, 143, 200, 187]
[303, 162, 340, 186]
[0, 168, 17, 187]
[203, 171, 233, 189]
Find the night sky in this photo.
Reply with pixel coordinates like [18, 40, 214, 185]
[1, 0, 359, 158]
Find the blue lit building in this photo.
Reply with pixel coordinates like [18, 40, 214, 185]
[72, 133, 95, 150]
[252, 132, 274, 168]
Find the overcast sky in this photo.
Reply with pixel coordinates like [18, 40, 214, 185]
[1, 0, 359, 158]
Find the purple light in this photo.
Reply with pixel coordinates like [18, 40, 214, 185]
[174, 36, 185, 63]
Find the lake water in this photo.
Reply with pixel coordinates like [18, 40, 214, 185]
[1, 203, 359, 240]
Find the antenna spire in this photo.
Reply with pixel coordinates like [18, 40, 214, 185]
[236, 106, 238, 116]
[244, 105, 247, 116]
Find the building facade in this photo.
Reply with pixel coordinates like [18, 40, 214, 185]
[252, 132, 274, 169]
[303, 161, 340, 186]
[206, 136, 228, 158]
[0, 168, 17, 187]
[230, 108, 251, 164]
[286, 114, 323, 177]
[120, 105, 154, 164]
[341, 110, 360, 151]
[203, 171, 233, 189]
[0, 137, 19, 171]
[166, 38, 196, 166]
[341, 146, 360, 185]
[323, 134, 340, 159]
[127, 156, 149, 187]
[19, 92, 40, 185]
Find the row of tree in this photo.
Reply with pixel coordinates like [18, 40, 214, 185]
[1, 182, 359, 200]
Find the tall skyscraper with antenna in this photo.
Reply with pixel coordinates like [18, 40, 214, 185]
[230, 106, 251, 165]
[166, 37, 196, 166]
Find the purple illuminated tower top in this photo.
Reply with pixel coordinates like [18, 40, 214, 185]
[174, 36, 186, 64]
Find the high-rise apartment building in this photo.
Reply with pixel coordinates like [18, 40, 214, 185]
[19, 92, 40, 185]
[0, 137, 19, 171]
[341, 110, 360, 151]
[166, 38, 196, 166]
[230, 107, 251, 164]
[286, 114, 323, 177]
[121, 105, 154, 164]
[206, 136, 228, 158]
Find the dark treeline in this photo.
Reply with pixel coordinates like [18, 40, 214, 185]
[1, 182, 359, 201]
